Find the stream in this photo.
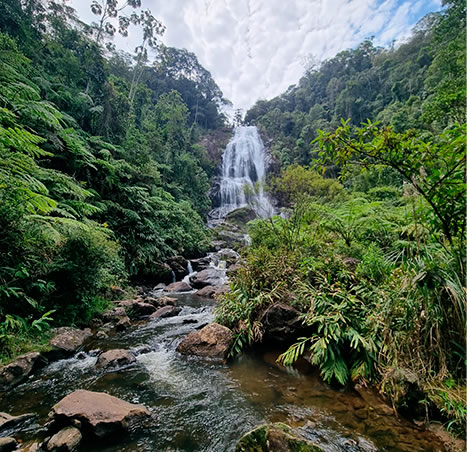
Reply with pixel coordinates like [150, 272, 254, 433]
[0, 293, 446, 451]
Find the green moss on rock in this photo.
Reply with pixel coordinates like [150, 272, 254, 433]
[236, 423, 324, 452]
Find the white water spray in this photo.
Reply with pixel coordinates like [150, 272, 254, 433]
[210, 126, 274, 219]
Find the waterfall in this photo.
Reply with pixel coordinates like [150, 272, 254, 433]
[210, 126, 274, 219]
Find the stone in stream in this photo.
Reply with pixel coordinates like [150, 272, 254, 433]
[176, 323, 233, 359]
[47, 327, 92, 359]
[259, 303, 306, 342]
[195, 284, 229, 299]
[96, 349, 136, 369]
[45, 426, 82, 451]
[150, 306, 182, 319]
[235, 423, 324, 452]
[0, 437, 17, 452]
[189, 268, 225, 289]
[49, 390, 150, 439]
[190, 256, 211, 272]
[165, 281, 192, 292]
[102, 307, 131, 331]
[116, 300, 157, 317]
[0, 352, 43, 391]
[0, 412, 38, 436]
[167, 255, 188, 280]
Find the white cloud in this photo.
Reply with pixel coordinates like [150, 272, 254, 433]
[70, 0, 441, 111]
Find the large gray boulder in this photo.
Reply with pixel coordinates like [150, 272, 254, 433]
[49, 390, 150, 439]
[176, 323, 233, 359]
[96, 349, 136, 369]
[189, 268, 225, 289]
[0, 352, 42, 391]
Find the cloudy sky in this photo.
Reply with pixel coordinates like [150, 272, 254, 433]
[70, 0, 442, 111]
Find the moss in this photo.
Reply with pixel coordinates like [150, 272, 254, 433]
[236, 423, 323, 452]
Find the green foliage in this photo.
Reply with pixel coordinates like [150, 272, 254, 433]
[316, 121, 466, 246]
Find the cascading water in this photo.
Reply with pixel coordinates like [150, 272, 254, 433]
[210, 126, 274, 219]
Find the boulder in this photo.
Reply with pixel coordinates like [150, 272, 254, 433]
[102, 307, 131, 332]
[156, 296, 177, 307]
[138, 261, 173, 284]
[189, 268, 225, 289]
[0, 352, 42, 391]
[225, 207, 257, 227]
[46, 426, 82, 451]
[153, 283, 166, 290]
[259, 303, 305, 342]
[0, 437, 17, 452]
[236, 423, 323, 452]
[48, 328, 92, 358]
[49, 390, 150, 439]
[96, 349, 136, 369]
[217, 248, 240, 265]
[117, 300, 156, 318]
[150, 306, 182, 319]
[167, 255, 188, 280]
[190, 256, 212, 272]
[0, 412, 37, 436]
[195, 286, 217, 298]
[165, 281, 192, 293]
[176, 323, 233, 359]
[226, 263, 243, 276]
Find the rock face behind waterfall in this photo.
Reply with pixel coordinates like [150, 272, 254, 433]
[210, 126, 274, 220]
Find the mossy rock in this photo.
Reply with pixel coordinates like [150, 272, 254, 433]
[225, 207, 257, 227]
[236, 423, 324, 452]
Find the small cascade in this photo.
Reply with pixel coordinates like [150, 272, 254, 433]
[210, 126, 274, 219]
[187, 261, 193, 274]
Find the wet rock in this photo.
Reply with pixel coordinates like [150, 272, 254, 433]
[17, 441, 41, 452]
[165, 281, 192, 293]
[190, 256, 212, 272]
[195, 285, 229, 299]
[116, 300, 156, 318]
[139, 261, 173, 284]
[49, 390, 150, 439]
[225, 207, 257, 227]
[153, 282, 166, 290]
[156, 296, 177, 307]
[89, 318, 103, 330]
[96, 349, 136, 369]
[0, 412, 38, 436]
[217, 248, 240, 265]
[167, 256, 188, 280]
[0, 437, 17, 452]
[176, 323, 233, 359]
[48, 328, 92, 359]
[46, 426, 82, 451]
[95, 330, 108, 339]
[259, 303, 305, 342]
[195, 285, 217, 298]
[236, 423, 323, 451]
[0, 352, 43, 391]
[150, 306, 182, 319]
[354, 384, 394, 416]
[183, 319, 198, 324]
[189, 268, 225, 289]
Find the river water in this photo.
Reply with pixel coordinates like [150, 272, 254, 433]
[0, 294, 445, 451]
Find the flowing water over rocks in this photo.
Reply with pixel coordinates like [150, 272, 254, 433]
[0, 294, 447, 451]
[210, 126, 274, 220]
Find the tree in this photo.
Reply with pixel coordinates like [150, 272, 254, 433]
[316, 120, 466, 247]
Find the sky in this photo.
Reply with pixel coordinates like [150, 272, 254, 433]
[70, 0, 442, 112]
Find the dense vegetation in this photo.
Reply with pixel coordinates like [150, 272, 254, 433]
[0, 0, 227, 357]
[218, 0, 466, 436]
